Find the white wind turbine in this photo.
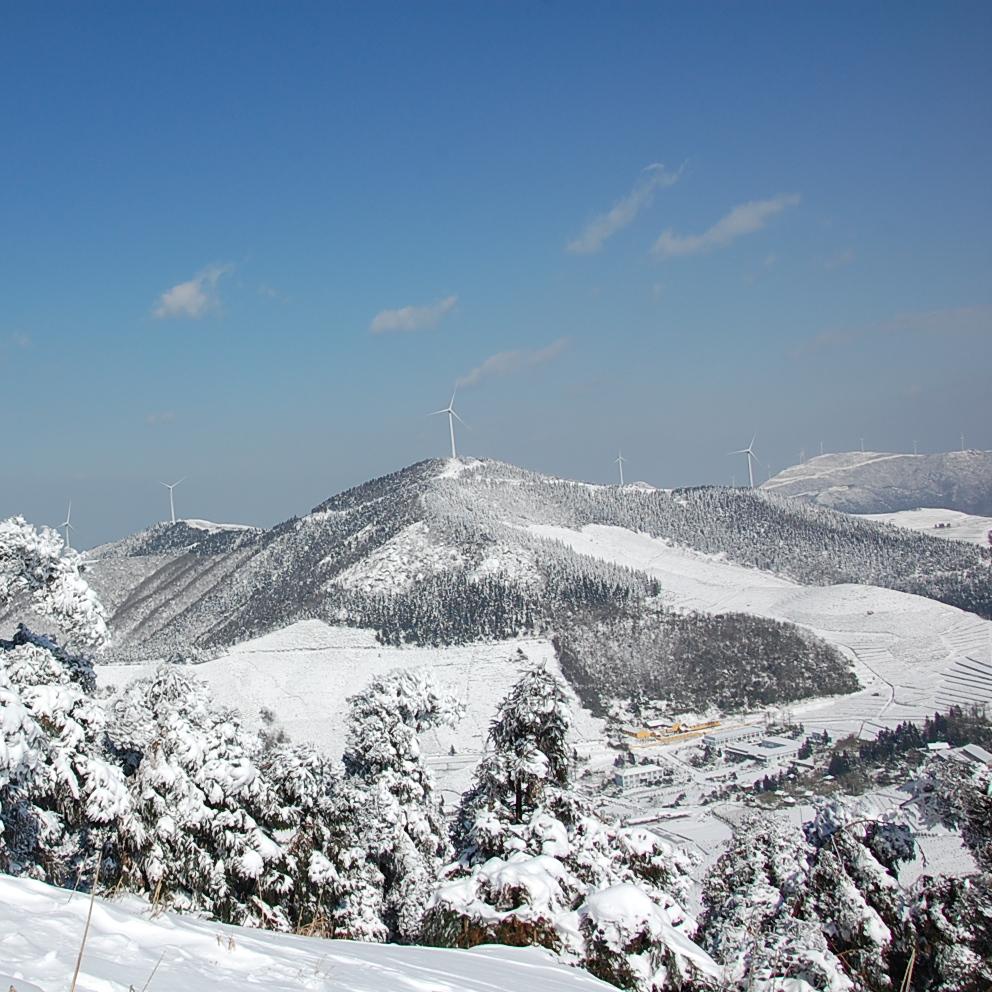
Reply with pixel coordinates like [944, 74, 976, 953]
[615, 450, 626, 486]
[430, 389, 467, 460]
[161, 478, 185, 524]
[61, 500, 75, 550]
[730, 434, 761, 489]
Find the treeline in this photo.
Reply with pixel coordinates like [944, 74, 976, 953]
[555, 604, 858, 715]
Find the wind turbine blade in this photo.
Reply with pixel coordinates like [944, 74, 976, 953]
[451, 410, 469, 429]
[428, 409, 448, 417]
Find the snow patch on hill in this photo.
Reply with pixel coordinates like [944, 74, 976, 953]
[99, 621, 604, 798]
[0, 873, 612, 992]
[332, 521, 467, 594]
[857, 507, 992, 546]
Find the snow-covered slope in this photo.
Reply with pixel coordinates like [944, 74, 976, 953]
[857, 507, 992, 547]
[100, 621, 603, 798]
[0, 873, 612, 992]
[528, 523, 992, 730]
[762, 449, 992, 514]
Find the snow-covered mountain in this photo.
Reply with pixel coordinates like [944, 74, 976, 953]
[762, 449, 992, 514]
[78, 456, 991, 662]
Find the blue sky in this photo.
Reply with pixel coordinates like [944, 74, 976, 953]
[2, 2, 990, 545]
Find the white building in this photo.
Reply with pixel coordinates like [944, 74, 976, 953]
[724, 735, 802, 764]
[702, 725, 763, 749]
[615, 763, 667, 791]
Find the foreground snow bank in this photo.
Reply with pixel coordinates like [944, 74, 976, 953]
[0, 873, 613, 992]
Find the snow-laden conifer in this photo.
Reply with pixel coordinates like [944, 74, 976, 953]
[111, 665, 292, 927]
[342, 667, 462, 941]
[260, 741, 387, 940]
[426, 661, 718, 991]
[0, 516, 108, 649]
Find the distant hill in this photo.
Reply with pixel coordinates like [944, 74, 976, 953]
[762, 449, 992, 515]
[67, 457, 992, 662]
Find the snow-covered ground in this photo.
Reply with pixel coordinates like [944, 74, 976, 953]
[526, 523, 992, 734]
[0, 873, 611, 992]
[99, 622, 604, 799]
[856, 507, 992, 546]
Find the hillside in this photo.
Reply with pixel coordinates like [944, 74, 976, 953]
[76, 457, 992, 661]
[762, 449, 992, 514]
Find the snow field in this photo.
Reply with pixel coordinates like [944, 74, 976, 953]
[0, 873, 614, 992]
[99, 621, 604, 798]
[857, 507, 992, 546]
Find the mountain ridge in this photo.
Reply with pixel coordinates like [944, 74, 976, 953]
[70, 456, 992, 661]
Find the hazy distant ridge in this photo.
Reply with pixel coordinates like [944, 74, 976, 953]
[762, 449, 992, 515]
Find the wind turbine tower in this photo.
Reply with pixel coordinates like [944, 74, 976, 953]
[615, 451, 626, 486]
[730, 435, 761, 489]
[430, 390, 466, 460]
[161, 478, 185, 524]
[61, 501, 74, 550]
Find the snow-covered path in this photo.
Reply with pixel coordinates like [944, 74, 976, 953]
[0, 873, 611, 992]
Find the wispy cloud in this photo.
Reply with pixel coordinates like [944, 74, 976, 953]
[152, 263, 233, 320]
[797, 305, 992, 357]
[145, 410, 176, 426]
[567, 163, 683, 255]
[457, 337, 569, 388]
[824, 248, 856, 270]
[2, 331, 32, 350]
[370, 294, 457, 335]
[653, 193, 800, 258]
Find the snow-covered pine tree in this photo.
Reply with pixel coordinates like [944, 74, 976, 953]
[800, 801, 915, 990]
[260, 740, 387, 941]
[341, 667, 462, 941]
[110, 665, 293, 928]
[908, 756, 992, 991]
[0, 517, 123, 885]
[0, 516, 108, 650]
[0, 626, 129, 885]
[696, 812, 853, 992]
[426, 662, 719, 992]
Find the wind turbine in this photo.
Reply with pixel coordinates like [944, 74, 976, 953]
[61, 500, 74, 550]
[730, 435, 761, 489]
[161, 478, 185, 524]
[430, 390, 466, 460]
[615, 450, 626, 486]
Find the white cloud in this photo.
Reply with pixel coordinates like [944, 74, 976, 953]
[567, 163, 682, 255]
[653, 193, 800, 258]
[153, 263, 233, 320]
[370, 295, 457, 335]
[457, 337, 569, 388]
